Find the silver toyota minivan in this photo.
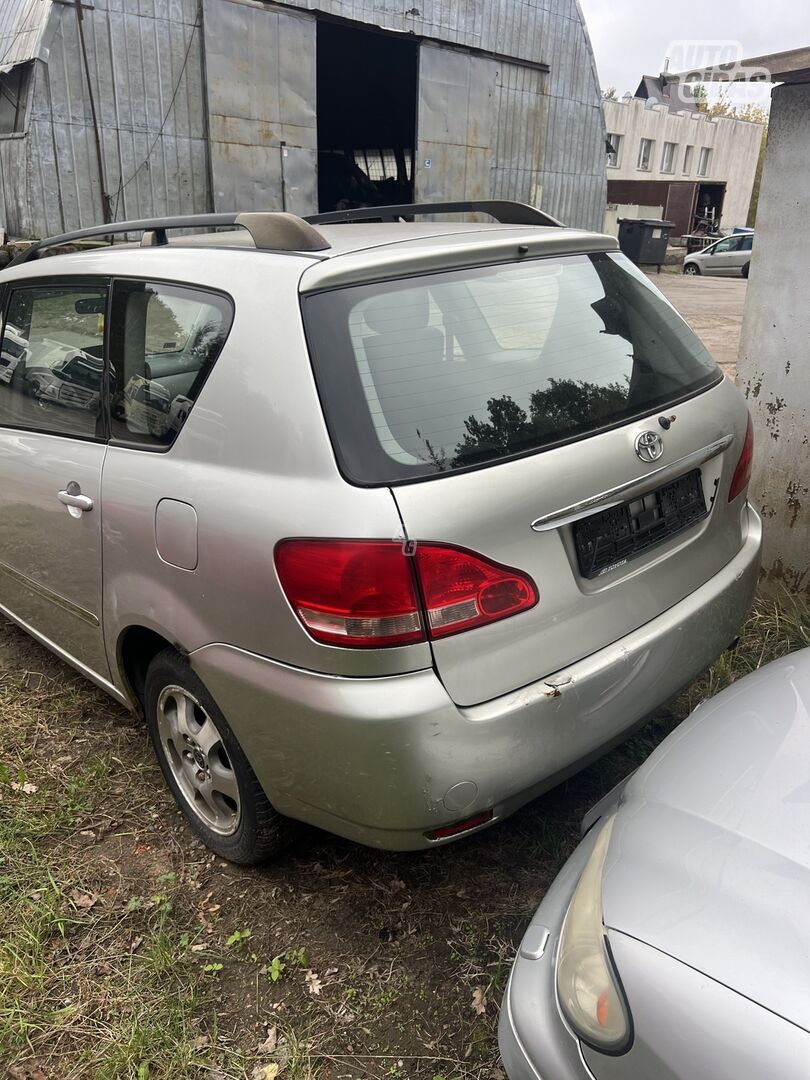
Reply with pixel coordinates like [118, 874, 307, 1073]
[0, 203, 761, 863]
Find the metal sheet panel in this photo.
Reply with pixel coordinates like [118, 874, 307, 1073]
[203, 0, 317, 214]
[415, 44, 498, 206]
[7, 0, 209, 236]
[0, 0, 55, 72]
[408, 1, 605, 230]
[0, 134, 31, 234]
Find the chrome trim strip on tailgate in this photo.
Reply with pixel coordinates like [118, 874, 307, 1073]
[530, 434, 735, 532]
[0, 559, 100, 627]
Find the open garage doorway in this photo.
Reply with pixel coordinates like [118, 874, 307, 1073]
[316, 20, 418, 212]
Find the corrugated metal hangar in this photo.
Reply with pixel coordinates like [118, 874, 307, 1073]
[0, 0, 607, 237]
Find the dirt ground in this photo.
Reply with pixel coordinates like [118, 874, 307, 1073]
[0, 611, 698, 1080]
[647, 270, 747, 377]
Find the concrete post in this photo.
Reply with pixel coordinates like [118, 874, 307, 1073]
[736, 80, 810, 594]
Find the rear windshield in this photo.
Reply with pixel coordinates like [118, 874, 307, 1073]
[303, 251, 721, 484]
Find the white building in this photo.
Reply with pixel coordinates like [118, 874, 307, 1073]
[603, 76, 764, 237]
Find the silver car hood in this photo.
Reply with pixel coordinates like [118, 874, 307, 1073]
[601, 650, 810, 1033]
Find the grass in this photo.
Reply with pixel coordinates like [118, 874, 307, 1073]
[0, 671, 245, 1079]
[1, 590, 809, 1078]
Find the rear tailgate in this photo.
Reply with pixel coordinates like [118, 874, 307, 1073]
[302, 247, 752, 706]
[394, 377, 747, 705]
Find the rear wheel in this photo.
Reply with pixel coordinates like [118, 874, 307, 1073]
[683, 263, 700, 276]
[144, 649, 293, 863]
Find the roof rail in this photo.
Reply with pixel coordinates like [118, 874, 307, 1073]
[8, 212, 331, 266]
[305, 200, 563, 228]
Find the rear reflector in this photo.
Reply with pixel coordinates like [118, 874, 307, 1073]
[425, 809, 494, 840]
[728, 414, 754, 502]
[275, 540, 537, 648]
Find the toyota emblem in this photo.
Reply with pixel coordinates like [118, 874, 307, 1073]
[634, 430, 664, 463]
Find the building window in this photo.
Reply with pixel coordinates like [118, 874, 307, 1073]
[660, 142, 676, 173]
[697, 147, 712, 176]
[682, 145, 694, 174]
[0, 62, 33, 134]
[606, 133, 622, 167]
[637, 138, 653, 171]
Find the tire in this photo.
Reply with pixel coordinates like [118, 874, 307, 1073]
[144, 648, 294, 864]
[741, 262, 750, 279]
[683, 263, 700, 276]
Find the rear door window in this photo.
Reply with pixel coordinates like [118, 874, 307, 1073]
[303, 251, 721, 484]
[108, 281, 233, 448]
[0, 283, 107, 439]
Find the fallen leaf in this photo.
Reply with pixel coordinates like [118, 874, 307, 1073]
[251, 1066, 279, 1080]
[129, 935, 144, 953]
[471, 986, 487, 1015]
[191, 1033, 210, 1049]
[70, 889, 99, 911]
[304, 969, 322, 996]
[10, 780, 37, 795]
[256, 1026, 277, 1053]
[190, 943, 207, 953]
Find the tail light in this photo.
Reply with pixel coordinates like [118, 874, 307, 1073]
[275, 539, 538, 648]
[728, 414, 754, 502]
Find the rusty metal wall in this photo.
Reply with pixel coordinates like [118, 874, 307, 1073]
[202, 0, 317, 215]
[4, 0, 210, 237]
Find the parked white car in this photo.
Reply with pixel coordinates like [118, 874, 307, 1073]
[0, 325, 29, 385]
[683, 233, 753, 278]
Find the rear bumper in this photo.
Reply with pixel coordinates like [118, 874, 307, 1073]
[190, 504, 761, 850]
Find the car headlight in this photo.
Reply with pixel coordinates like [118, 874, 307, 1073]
[556, 815, 632, 1053]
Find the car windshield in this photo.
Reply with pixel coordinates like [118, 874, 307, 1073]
[303, 251, 721, 484]
[62, 354, 102, 389]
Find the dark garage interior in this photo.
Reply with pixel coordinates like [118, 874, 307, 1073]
[316, 19, 418, 212]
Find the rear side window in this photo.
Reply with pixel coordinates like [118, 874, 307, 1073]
[0, 284, 107, 439]
[303, 252, 721, 484]
[109, 280, 233, 448]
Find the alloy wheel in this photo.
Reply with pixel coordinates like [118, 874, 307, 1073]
[156, 685, 242, 835]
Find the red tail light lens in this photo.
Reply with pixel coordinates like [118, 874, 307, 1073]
[275, 540, 538, 648]
[415, 543, 538, 638]
[274, 540, 423, 648]
[728, 414, 754, 502]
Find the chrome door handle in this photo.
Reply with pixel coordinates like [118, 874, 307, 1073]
[58, 483, 94, 517]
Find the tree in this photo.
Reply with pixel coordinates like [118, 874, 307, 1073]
[691, 82, 710, 111]
[747, 123, 768, 226]
[688, 83, 769, 225]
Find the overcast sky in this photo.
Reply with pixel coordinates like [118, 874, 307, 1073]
[578, 0, 810, 108]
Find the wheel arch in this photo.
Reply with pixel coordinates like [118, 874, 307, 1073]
[117, 624, 184, 712]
